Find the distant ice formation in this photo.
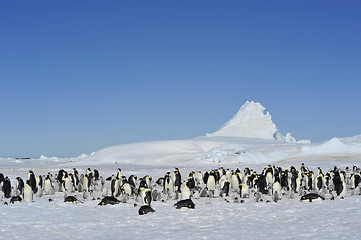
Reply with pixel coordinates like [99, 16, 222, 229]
[208, 101, 308, 143]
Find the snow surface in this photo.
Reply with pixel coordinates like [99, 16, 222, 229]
[1, 101, 361, 239]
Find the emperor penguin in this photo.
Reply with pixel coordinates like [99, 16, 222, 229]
[36, 175, 43, 193]
[196, 171, 203, 186]
[221, 181, 230, 197]
[350, 173, 356, 189]
[272, 176, 281, 202]
[120, 176, 127, 188]
[93, 169, 100, 181]
[300, 163, 309, 175]
[213, 170, 220, 184]
[338, 180, 347, 199]
[265, 169, 274, 187]
[28, 170, 37, 193]
[138, 205, 155, 215]
[257, 174, 268, 194]
[163, 172, 173, 194]
[244, 170, 253, 188]
[23, 180, 33, 202]
[219, 175, 227, 190]
[295, 177, 303, 193]
[111, 177, 120, 197]
[236, 172, 244, 185]
[354, 173, 361, 189]
[121, 182, 133, 196]
[231, 171, 239, 192]
[187, 176, 196, 190]
[187, 171, 195, 179]
[307, 171, 315, 191]
[300, 193, 325, 202]
[139, 188, 152, 206]
[333, 170, 344, 197]
[73, 168, 80, 189]
[57, 169, 67, 184]
[181, 181, 191, 200]
[280, 170, 289, 191]
[317, 167, 323, 176]
[98, 196, 120, 205]
[218, 167, 225, 178]
[174, 199, 195, 209]
[83, 173, 93, 192]
[15, 177, 24, 195]
[3, 177, 12, 198]
[173, 169, 182, 193]
[87, 169, 94, 189]
[128, 175, 137, 190]
[86, 167, 92, 175]
[316, 174, 324, 191]
[116, 168, 122, 179]
[69, 173, 76, 190]
[145, 176, 152, 189]
[239, 183, 249, 199]
[225, 169, 231, 181]
[64, 175, 74, 193]
[64, 195, 81, 204]
[203, 172, 209, 185]
[44, 175, 54, 195]
[0, 172, 4, 184]
[206, 174, 216, 192]
[10, 195, 22, 204]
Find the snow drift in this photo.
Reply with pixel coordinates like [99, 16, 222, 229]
[301, 137, 361, 156]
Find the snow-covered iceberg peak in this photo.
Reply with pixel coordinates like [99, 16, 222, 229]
[208, 101, 281, 140]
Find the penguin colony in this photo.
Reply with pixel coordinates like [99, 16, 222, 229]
[1, 164, 360, 213]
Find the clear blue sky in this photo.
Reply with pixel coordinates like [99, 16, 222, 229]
[1, 1, 360, 158]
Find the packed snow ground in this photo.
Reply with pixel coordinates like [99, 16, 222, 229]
[1, 102, 361, 239]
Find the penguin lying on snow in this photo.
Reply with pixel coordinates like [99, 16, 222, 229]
[174, 199, 196, 209]
[64, 196, 82, 204]
[10, 196, 22, 204]
[300, 193, 325, 202]
[98, 196, 120, 206]
[138, 205, 155, 215]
